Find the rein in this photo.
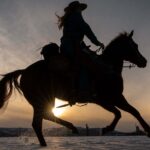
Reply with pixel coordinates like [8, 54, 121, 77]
[56, 103, 88, 108]
[123, 62, 136, 69]
[96, 47, 104, 54]
[95, 48, 136, 69]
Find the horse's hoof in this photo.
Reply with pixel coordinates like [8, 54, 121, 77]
[41, 144, 47, 147]
[146, 132, 150, 137]
[40, 141, 47, 147]
[101, 128, 107, 135]
[72, 128, 79, 134]
[102, 126, 113, 135]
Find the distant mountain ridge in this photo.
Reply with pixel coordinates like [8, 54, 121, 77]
[0, 127, 145, 137]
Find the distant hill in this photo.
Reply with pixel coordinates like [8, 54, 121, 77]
[0, 128, 34, 137]
[0, 126, 145, 137]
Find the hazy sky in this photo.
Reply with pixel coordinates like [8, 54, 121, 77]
[0, 0, 150, 131]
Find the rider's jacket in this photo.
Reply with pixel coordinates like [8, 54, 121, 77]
[60, 12, 100, 60]
[61, 12, 100, 45]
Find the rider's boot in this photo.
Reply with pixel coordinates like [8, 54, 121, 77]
[68, 72, 79, 106]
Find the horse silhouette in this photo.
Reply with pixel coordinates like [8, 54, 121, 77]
[0, 31, 150, 146]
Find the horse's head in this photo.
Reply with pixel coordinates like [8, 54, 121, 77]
[121, 31, 147, 68]
[103, 31, 147, 68]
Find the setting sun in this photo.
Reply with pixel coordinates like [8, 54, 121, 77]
[52, 99, 68, 117]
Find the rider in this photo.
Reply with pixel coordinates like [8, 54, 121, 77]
[57, 1, 105, 102]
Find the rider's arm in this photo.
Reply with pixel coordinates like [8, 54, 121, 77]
[77, 13, 101, 46]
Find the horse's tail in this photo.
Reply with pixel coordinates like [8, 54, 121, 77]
[0, 70, 24, 109]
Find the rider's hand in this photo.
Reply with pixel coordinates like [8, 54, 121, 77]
[98, 42, 105, 50]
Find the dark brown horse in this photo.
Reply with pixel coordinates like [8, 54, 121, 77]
[0, 31, 150, 146]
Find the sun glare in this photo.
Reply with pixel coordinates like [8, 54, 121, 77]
[52, 99, 67, 117]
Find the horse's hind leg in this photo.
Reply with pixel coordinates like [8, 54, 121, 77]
[117, 95, 150, 136]
[43, 112, 79, 134]
[98, 103, 121, 135]
[32, 108, 47, 146]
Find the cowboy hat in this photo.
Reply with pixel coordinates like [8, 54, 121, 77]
[64, 1, 87, 12]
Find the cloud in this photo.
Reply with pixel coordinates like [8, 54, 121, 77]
[0, 0, 150, 131]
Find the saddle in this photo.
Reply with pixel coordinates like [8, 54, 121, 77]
[40, 42, 113, 105]
[40, 42, 106, 72]
[41, 43, 70, 71]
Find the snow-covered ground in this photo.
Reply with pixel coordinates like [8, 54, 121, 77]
[0, 136, 150, 150]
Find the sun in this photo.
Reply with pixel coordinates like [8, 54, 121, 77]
[52, 99, 67, 117]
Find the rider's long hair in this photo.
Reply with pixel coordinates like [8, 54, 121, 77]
[56, 13, 67, 30]
[56, 1, 87, 29]
[56, 1, 82, 30]
[56, 8, 75, 30]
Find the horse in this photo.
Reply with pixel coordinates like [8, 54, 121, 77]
[0, 31, 150, 146]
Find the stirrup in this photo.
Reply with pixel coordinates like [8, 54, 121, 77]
[69, 101, 76, 107]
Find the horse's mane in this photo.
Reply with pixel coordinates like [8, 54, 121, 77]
[103, 32, 128, 54]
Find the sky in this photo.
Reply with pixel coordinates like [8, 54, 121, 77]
[0, 0, 150, 132]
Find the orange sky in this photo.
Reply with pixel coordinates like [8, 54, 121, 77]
[0, 0, 150, 132]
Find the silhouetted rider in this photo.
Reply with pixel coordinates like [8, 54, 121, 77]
[58, 1, 104, 57]
[57, 1, 105, 102]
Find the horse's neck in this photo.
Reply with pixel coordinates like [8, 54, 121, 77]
[101, 53, 123, 74]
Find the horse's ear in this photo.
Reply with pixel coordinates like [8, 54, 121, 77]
[128, 30, 134, 38]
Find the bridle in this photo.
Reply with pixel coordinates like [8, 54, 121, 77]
[123, 61, 136, 69]
[95, 47, 136, 69]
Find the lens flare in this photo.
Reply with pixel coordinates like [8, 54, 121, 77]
[52, 99, 67, 117]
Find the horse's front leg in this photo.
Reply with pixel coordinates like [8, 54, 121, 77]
[116, 95, 150, 136]
[43, 111, 79, 134]
[97, 102, 121, 135]
[32, 109, 47, 146]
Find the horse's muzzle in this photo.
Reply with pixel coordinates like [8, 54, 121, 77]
[137, 58, 147, 68]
